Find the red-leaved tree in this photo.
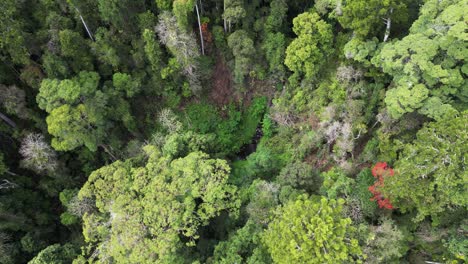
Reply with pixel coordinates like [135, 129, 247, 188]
[369, 162, 394, 209]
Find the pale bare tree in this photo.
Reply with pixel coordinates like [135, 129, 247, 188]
[19, 133, 58, 174]
[0, 84, 29, 119]
[158, 108, 182, 133]
[68, 196, 95, 217]
[156, 12, 201, 94]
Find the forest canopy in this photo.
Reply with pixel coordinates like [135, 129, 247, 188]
[0, 0, 466, 263]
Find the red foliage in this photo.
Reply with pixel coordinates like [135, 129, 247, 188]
[371, 162, 394, 177]
[201, 22, 213, 43]
[368, 162, 395, 210]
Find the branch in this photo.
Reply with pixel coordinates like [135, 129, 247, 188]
[383, 8, 393, 42]
[0, 112, 16, 128]
[74, 7, 94, 41]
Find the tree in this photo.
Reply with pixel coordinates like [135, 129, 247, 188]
[19, 133, 58, 174]
[372, 0, 466, 120]
[47, 103, 106, 152]
[157, 12, 201, 93]
[97, 0, 145, 34]
[277, 161, 320, 193]
[246, 180, 280, 225]
[77, 145, 239, 262]
[0, 0, 29, 65]
[262, 0, 288, 76]
[338, 0, 409, 40]
[381, 111, 468, 223]
[37, 72, 108, 151]
[227, 30, 255, 84]
[59, 30, 94, 73]
[285, 12, 333, 80]
[0, 84, 29, 119]
[29, 244, 78, 264]
[320, 167, 354, 199]
[223, 0, 245, 32]
[363, 219, 408, 263]
[262, 196, 363, 263]
[142, 29, 163, 73]
[112, 72, 140, 97]
[212, 221, 271, 264]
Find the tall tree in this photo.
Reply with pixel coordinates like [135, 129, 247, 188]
[382, 111, 468, 223]
[157, 12, 201, 94]
[372, 0, 467, 120]
[77, 145, 239, 262]
[227, 30, 255, 85]
[285, 12, 333, 80]
[37, 71, 108, 151]
[262, 196, 363, 263]
[338, 0, 409, 40]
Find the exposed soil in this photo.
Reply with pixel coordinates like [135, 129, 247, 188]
[209, 56, 235, 107]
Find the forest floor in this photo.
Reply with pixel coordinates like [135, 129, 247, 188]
[209, 55, 235, 107]
[209, 55, 278, 109]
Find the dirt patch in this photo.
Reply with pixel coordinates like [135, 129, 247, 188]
[209, 55, 235, 107]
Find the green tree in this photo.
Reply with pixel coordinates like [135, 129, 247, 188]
[263, 196, 363, 263]
[338, 0, 409, 39]
[262, 0, 288, 76]
[59, 30, 94, 73]
[173, 0, 194, 29]
[382, 111, 468, 223]
[212, 221, 271, 264]
[320, 167, 354, 199]
[0, 0, 29, 65]
[112, 72, 140, 97]
[29, 244, 78, 264]
[223, 0, 245, 32]
[285, 12, 333, 80]
[37, 72, 108, 151]
[227, 30, 255, 84]
[372, 0, 466, 120]
[78, 145, 239, 262]
[47, 104, 106, 151]
[363, 219, 408, 263]
[156, 12, 201, 93]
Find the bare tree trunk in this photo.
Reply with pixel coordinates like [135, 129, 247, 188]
[0, 112, 16, 128]
[75, 7, 95, 41]
[383, 8, 393, 42]
[223, 1, 227, 32]
[195, 3, 205, 55]
[99, 144, 118, 161]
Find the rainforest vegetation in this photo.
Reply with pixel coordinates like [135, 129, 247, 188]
[0, 0, 466, 263]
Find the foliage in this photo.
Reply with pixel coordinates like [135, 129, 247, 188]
[78, 146, 239, 262]
[354, 169, 377, 218]
[263, 196, 363, 263]
[338, 0, 409, 39]
[285, 12, 333, 80]
[320, 167, 354, 199]
[227, 30, 255, 85]
[0, 1, 464, 263]
[363, 219, 408, 263]
[212, 221, 271, 263]
[369, 162, 395, 210]
[29, 243, 78, 264]
[277, 161, 320, 193]
[372, 0, 467, 120]
[382, 111, 468, 223]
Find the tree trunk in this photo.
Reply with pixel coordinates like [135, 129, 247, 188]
[0, 112, 16, 128]
[75, 7, 94, 41]
[195, 3, 204, 55]
[383, 8, 393, 42]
